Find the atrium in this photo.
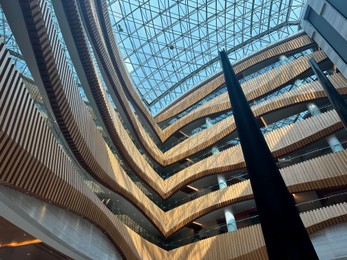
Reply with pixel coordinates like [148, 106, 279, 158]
[0, 0, 347, 259]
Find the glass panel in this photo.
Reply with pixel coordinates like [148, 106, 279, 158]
[107, 0, 307, 115]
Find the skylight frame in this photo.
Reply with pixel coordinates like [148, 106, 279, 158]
[107, 0, 307, 115]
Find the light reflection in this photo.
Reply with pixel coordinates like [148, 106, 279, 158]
[0, 239, 41, 248]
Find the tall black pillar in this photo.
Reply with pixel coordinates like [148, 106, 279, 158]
[309, 58, 347, 131]
[219, 50, 318, 259]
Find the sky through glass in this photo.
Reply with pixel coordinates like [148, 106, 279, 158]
[108, 0, 306, 115]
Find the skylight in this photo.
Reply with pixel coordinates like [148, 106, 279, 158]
[107, 0, 306, 115]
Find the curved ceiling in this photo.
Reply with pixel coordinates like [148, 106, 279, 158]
[107, 0, 306, 115]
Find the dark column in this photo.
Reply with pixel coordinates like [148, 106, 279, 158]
[219, 50, 318, 259]
[309, 58, 347, 131]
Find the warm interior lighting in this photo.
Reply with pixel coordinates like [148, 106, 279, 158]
[186, 158, 194, 164]
[186, 185, 199, 191]
[260, 116, 268, 128]
[179, 130, 189, 138]
[0, 239, 41, 248]
[192, 221, 203, 227]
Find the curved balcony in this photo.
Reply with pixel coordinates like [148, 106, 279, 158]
[1, 47, 347, 238]
[1, 1, 347, 259]
[162, 51, 330, 163]
[155, 33, 315, 124]
[74, 0, 321, 165]
[165, 109, 344, 196]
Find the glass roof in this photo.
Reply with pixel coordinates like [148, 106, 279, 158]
[107, 0, 306, 115]
[0, 9, 32, 79]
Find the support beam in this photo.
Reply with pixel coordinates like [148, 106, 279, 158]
[307, 102, 343, 152]
[224, 208, 237, 232]
[217, 174, 237, 232]
[219, 50, 318, 259]
[212, 144, 237, 232]
[205, 117, 213, 127]
[309, 58, 347, 131]
[217, 175, 227, 190]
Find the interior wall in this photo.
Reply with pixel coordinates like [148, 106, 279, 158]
[311, 222, 347, 260]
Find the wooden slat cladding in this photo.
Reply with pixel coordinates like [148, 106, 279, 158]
[77, 0, 315, 169]
[13, 0, 167, 231]
[162, 67, 345, 140]
[251, 73, 347, 120]
[165, 149, 347, 235]
[165, 109, 344, 196]
[0, 41, 140, 259]
[77, 0, 168, 169]
[125, 50, 328, 156]
[95, 0, 162, 139]
[14, 67, 347, 201]
[5, 0, 343, 201]
[7, 0, 344, 208]
[26, 0, 322, 176]
[8, 1, 347, 203]
[155, 33, 314, 123]
[169, 203, 347, 260]
[2, 40, 347, 259]
[163, 51, 329, 162]
[1, 38, 347, 237]
[49, 0, 335, 184]
[163, 71, 346, 161]
[54, 0, 326, 173]
[57, 0, 166, 194]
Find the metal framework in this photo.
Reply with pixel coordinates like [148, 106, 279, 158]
[0, 2, 90, 102]
[107, 0, 307, 115]
[0, 7, 32, 78]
